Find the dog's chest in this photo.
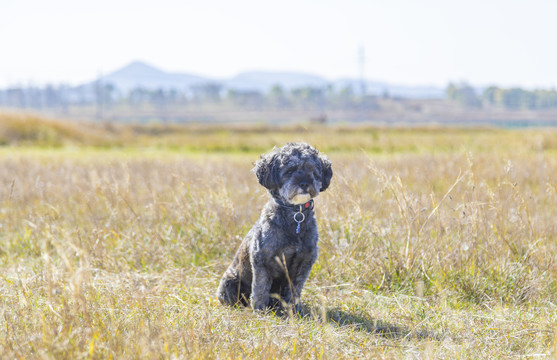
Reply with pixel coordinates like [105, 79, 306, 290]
[267, 242, 315, 276]
[279, 241, 311, 257]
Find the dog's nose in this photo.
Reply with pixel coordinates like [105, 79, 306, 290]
[299, 182, 309, 191]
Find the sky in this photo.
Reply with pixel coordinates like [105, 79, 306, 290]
[1, 0, 556, 89]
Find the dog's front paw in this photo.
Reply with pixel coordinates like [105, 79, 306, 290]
[252, 301, 269, 313]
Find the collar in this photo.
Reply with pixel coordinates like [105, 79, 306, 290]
[273, 198, 314, 234]
[273, 198, 314, 213]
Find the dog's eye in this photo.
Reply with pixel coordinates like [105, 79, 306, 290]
[285, 168, 296, 175]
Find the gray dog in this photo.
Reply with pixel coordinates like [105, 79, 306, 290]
[216, 142, 333, 313]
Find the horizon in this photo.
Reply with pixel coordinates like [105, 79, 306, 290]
[2, 0, 557, 89]
[1, 59, 554, 93]
[0, 59, 461, 90]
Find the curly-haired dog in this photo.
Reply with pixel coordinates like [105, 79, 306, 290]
[216, 142, 333, 313]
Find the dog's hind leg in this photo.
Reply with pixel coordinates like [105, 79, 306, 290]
[216, 269, 251, 307]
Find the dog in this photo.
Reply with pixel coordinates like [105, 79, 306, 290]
[216, 142, 333, 313]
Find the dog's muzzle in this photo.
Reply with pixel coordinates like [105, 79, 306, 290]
[291, 193, 312, 205]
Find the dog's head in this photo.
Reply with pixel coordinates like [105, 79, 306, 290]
[254, 142, 333, 204]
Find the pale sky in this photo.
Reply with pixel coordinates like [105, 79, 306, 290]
[1, 0, 556, 88]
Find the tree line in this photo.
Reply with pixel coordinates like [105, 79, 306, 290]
[446, 83, 557, 109]
[4, 81, 555, 114]
[0, 82, 377, 113]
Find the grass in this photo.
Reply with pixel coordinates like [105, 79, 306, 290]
[1, 113, 557, 358]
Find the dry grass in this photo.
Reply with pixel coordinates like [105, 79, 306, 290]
[5, 110, 557, 155]
[1, 115, 557, 358]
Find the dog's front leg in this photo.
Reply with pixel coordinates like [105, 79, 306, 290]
[250, 266, 272, 311]
[287, 253, 317, 314]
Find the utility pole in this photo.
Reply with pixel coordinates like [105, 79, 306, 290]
[96, 70, 103, 121]
[358, 45, 366, 96]
[357, 45, 368, 122]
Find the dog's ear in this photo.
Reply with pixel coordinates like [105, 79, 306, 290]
[254, 152, 280, 190]
[319, 154, 333, 192]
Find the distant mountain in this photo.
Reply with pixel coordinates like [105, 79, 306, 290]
[92, 61, 445, 99]
[333, 78, 445, 99]
[100, 61, 210, 92]
[225, 71, 329, 92]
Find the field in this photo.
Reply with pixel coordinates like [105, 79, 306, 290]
[2, 113, 557, 358]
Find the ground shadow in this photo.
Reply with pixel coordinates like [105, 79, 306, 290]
[273, 304, 439, 341]
[230, 298, 441, 341]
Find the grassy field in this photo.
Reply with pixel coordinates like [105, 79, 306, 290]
[2, 113, 557, 358]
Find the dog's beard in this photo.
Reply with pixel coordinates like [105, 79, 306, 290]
[280, 182, 318, 205]
[290, 193, 312, 205]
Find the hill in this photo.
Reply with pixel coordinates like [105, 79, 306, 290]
[100, 61, 211, 92]
[95, 61, 445, 98]
[225, 71, 329, 91]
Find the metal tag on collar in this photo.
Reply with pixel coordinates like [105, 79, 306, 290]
[293, 206, 305, 234]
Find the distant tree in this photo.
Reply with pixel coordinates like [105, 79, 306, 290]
[505, 88, 535, 109]
[331, 85, 355, 109]
[152, 88, 167, 111]
[227, 89, 264, 109]
[481, 86, 557, 110]
[446, 82, 481, 107]
[128, 87, 150, 107]
[482, 86, 498, 105]
[6, 88, 26, 108]
[191, 83, 222, 102]
[268, 84, 287, 108]
[534, 89, 557, 108]
[290, 86, 325, 110]
[45, 85, 59, 108]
